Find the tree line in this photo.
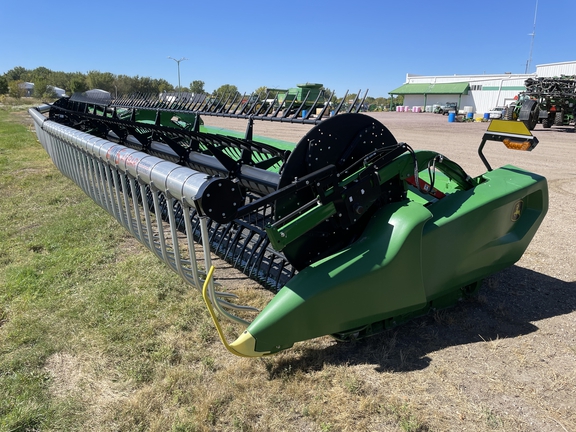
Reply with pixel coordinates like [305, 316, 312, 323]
[0, 66, 402, 110]
[0, 66, 176, 99]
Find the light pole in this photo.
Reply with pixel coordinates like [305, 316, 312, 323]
[168, 56, 188, 100]
[525, 0, 538, 74]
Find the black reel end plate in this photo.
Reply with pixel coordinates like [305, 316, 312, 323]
[275, 113, 399, 270]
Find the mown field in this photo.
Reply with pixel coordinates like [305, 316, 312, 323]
[1, 103, 575, 432]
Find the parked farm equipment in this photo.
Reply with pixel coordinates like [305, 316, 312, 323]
[267, 83, 328, 116]
[505, 75, 576, 130]
[433, 102, 458, 115]
[30, 88, 548, 357]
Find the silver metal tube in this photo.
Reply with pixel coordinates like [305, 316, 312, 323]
[29, 107, 258, 325]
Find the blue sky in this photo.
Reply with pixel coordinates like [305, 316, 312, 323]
[1, 0, 573, 98]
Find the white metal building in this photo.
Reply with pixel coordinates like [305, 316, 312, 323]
[18, 82, 35, 97]
[389, 61, 576, 115]
[47, 86, 66, 97]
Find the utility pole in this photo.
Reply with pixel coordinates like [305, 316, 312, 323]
[168, 56, 188, 100]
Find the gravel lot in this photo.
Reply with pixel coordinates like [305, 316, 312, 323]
[203, 112, 576, 431]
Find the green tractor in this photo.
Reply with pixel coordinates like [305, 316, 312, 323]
[503, 94, 539, 130]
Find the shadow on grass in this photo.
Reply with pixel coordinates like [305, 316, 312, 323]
[267, 265, 576, 376]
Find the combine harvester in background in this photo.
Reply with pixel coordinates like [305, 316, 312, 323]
[30, 86, 548, 357]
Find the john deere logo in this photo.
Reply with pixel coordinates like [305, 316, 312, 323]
[511, 200, 524, 221]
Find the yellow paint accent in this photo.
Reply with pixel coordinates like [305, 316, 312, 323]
[487, 119, 532, 137]
[202, 266, 268, 357]
[230, 331, 271, 357]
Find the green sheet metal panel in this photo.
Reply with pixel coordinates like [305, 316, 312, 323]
[390, 82, 470, 95]
[481, 86, 526, 91]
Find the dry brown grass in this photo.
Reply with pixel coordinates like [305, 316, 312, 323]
[40, 276, 576, 431]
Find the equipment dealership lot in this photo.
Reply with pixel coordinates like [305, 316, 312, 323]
[204, 111, 576, 430]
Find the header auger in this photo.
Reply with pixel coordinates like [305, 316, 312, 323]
[30, 88, 548, 357]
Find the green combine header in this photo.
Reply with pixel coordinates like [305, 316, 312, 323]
[29, 86, 547, 357]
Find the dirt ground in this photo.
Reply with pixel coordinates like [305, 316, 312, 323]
[202, 112, 576, 431]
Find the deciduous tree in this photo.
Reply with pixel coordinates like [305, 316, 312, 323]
[69, 75, 88, 94]
[8, 80, 24, 98]
[0, 76, 8, 95]
[86, 70, 115, 92]
[214, 84, 239, 99]
[4, 66, 27, 82]
[190, 80, 205, 94]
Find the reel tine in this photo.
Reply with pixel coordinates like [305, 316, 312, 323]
[220, 91, 235, 114]
[245, 92, 259, 116]
[230, 92, 245, 115]
[281, 93, 298, 120]
[260, 90, 275, 117]
[334, 89, 349, 115]
[197, 94, 212, 112]
[355, 89, 369, 113]
[105, 84, 349, 124]
[270, 93, 284, 118]
[317, 89, 334, 120]
[295, 89, 311, 120]
[347, 89, 361, 113]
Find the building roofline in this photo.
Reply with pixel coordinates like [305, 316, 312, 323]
[535, 60, 576, 67]
[406, 72, 535, 80]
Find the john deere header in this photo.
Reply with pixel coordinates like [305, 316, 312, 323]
[29, 86, 547, 357]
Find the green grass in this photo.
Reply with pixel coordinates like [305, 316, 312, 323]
[0, 108, 193, 430]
